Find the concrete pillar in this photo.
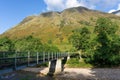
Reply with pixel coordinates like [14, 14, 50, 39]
[48, 59, 62, 76]
[62, 57, 67, 71]
[55, 59, 62, 73]
[67, 52, 70, 60]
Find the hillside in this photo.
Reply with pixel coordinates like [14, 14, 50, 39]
[1, 6, 120, 51]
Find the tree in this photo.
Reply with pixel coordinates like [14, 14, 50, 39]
[69, 17, 120, 67]
[43, 44, 59, 52]
[86, 18, 120, 67]
[69, 27, 91, 52]
[0, 37, 14, 51]
[14, 36, 43, 52]
[14, 35, 59, 52]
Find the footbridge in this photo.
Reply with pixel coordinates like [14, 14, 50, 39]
[0, 51, 71, 75]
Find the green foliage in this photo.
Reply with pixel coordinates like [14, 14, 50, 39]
[0, 37, 14, 51]
[47, 39, 52, 44]
[66, 58, 93, 68]
[70, 17, 120, 67]
[14, 36, 60, 52]
[43, 44, 59, 52]
[36, 62, 48, 67]
[78, 20, 90, 26]
[94, 18, 118, 35]
[69, 27, 91, 51]
[14, 35, 43, 52]
[90, 18, 120, 67]
[0, 35, 59, 52]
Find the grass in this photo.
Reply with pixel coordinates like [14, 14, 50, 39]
[36, 62, 48, 67]
[56, 44, 72, 51]
[66, 58, 93, 68]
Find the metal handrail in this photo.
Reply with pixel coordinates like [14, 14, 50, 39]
[0, 52, 68, 70]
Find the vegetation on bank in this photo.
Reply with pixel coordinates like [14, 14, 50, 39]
[66, 58, 93, 68]
[69, 17, 120, 67]
[0, 35, 59, 52]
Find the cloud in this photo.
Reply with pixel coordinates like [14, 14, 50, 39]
[44, 0, 65, 11]
[65, 0, 83, 8]
[118, 3, 120, 10]
[43, 0, 120, 12]
[108, 9, 116, 13]
[43, 0, 86, 11]
[108, 3, 120, 13]
[65, 0, 96, 9]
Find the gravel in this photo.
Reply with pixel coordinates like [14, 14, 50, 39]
[1, 68, 120, 80]
[55, 68, 120, 80]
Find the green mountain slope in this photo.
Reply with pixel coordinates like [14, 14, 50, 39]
[1, 6, 120, 51]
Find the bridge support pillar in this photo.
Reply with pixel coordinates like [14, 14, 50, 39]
[48, 59, 62, 76]
[67, 52, 70, 60]
[67, 55, 70, 60]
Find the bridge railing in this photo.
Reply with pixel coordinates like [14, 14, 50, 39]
[0, 51, 68, 70]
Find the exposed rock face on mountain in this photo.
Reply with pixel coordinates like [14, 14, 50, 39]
[1, 6, 120, 51]
[112, 10, 120, 16]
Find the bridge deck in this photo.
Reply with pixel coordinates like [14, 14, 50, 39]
[0, 52, 68, 74]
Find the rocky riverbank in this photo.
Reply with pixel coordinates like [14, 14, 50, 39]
[1, 67, 120, 80]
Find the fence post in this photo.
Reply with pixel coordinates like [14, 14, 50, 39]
[57, 52, 58, 58]
[43, 52, 45, 62]
[67, 52, 68, 56]
[62, 52, 63, 57]
[52, 52, 53, 60]
[3, 52, 5, 58]
[48, 52, 49, 61]
[66, 52, 67, 56]
[56, 52, 57, 59]
[3, 52, 5, 63]
[37, 52, 39, 64]
[58, 52, 59, 58]
[13, 51, 17, 70]
[27, 51, 30, 66]
[59, 52, 60, 58]
[60, 52, 61, 58]
[55, 52, 56, 59]
[61, 53, 64, 57]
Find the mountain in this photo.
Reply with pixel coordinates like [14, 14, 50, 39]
[1, 6, 120, 51]
[112, 10, 120, 16]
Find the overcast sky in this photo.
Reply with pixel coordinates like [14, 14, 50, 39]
[0, 0, 120, 34]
